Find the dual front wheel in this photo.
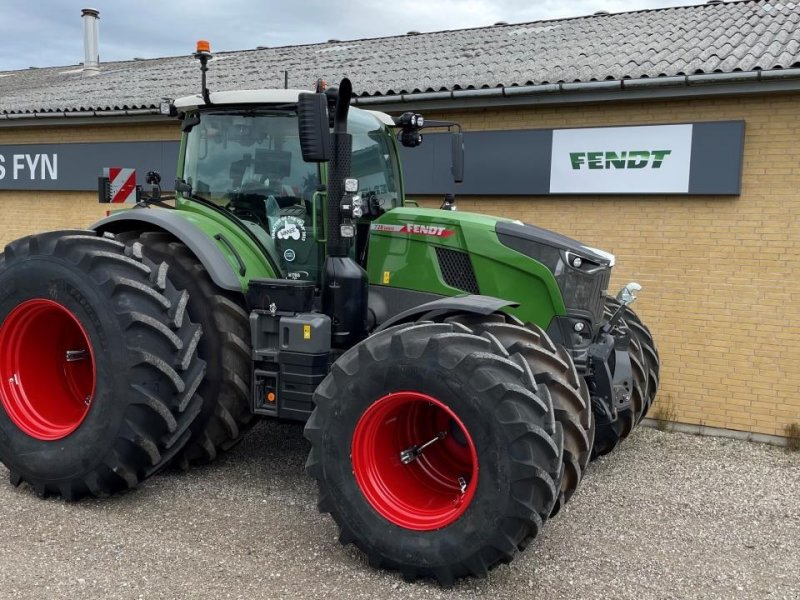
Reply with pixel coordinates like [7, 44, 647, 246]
[306, 305, 658, 583]
[306, 322, 563, 584]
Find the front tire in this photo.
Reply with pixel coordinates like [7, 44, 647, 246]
[305, 322, 564, 585]
[441, 314, 593, 517]
[0, 231, 205, 499]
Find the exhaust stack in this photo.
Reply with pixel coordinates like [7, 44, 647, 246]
[81, 8, 100, 75]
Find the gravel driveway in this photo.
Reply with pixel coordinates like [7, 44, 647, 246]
[0, 424, 797, 599]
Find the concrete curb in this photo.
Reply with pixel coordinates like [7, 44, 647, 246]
[640, 418, 789, 447]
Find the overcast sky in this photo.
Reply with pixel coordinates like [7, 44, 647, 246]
[0, 0, 696, 71]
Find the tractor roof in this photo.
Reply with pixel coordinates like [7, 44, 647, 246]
[174, 88, 309, 108]
[174, 88, 394, 126]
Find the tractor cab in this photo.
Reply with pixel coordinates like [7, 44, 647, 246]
[174, 90, 402, 283]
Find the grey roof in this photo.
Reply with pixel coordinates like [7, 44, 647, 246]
[1, 0, 799, 116]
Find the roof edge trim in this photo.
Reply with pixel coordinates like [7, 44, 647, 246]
[352, 68, 800, 107]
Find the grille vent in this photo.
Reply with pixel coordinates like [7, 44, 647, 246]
[435, 247, 480, 294]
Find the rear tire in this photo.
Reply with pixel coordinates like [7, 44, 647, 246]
[0, 231, 205, 499]
[442, 314, 593, 516]
[115, 231, 254, 466]
[305, 322, 564, 585]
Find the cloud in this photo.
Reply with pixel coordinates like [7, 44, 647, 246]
[0, 0, 694, 71]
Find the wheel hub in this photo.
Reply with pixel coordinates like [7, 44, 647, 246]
[0, 299, 96, 440]
[351, 391, 478, 531]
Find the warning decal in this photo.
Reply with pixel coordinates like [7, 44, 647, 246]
[104, 167, 137, 204]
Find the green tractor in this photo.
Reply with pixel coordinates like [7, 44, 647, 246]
[0, 45, 659, 585]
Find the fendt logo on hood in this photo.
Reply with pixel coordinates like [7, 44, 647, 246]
[371, 223, 455, 238]
[569, 150, 672, 170]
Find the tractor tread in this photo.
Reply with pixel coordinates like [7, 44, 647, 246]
[305, 321, 563, 586]
[442, 316, 593, 517]
[0, 230, 206, 499]
[117, 232, 255, 467]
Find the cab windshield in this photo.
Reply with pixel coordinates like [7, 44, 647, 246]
[182, 107, 400, 280]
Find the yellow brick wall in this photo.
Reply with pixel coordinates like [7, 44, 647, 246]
[414, 92, 800, 437]
[0, 96, 798, 437]
[0, 121, 179, 245]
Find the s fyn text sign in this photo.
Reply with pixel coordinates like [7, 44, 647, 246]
[0, 141, 178, 192]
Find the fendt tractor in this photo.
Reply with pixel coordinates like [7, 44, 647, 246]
[0, 44, 659, 584]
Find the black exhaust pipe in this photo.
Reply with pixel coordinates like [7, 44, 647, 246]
[322, 78, 369, 347]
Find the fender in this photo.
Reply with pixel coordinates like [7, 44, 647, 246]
[92, 209, 277, 292]
[374, 294, 518, 333]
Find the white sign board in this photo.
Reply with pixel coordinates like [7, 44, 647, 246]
[549, 124, 694, 194]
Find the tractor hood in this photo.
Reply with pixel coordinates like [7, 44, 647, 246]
[495, 219, 614, 325]
[496, 221, 615, 269]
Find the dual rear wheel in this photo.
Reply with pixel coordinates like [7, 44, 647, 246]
[0, 229, 254, 499]
[0, 231, 206, 498]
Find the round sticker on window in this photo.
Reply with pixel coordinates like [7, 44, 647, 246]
[283, 248, 296, 262]
[271, 216, 307, 242]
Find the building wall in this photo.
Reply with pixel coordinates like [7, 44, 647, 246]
[417, 92, 800, 438]
[0, 122, 178, 247]
[0, 93, 798, 437]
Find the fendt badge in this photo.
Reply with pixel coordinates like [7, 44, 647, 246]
[370, 223, 455, 238]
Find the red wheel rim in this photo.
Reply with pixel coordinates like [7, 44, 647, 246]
[351, 391, 479, 531]
[0, 299, 96, 440]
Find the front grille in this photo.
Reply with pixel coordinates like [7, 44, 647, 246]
[435, 247, 480, 294]
[558, 267, 611, 324]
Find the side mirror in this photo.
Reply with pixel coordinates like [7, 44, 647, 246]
[182, 112, 201, 133]
[297, 93, 331, 162]
[451, 132, 464, 183]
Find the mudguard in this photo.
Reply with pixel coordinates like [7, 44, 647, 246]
[374, 294, 518, 333]
[93, 210, 246, 292]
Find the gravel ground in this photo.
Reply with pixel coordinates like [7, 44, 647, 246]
[0, 424, 797, 600]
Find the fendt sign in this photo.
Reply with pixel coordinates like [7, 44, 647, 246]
[549, 123, 694, 194]
[0, 121, 744, 196]
[401, 120, 745, 196]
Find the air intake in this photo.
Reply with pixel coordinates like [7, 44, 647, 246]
[435, 247, 480, 294]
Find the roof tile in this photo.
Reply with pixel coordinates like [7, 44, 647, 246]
[1, 0, 798, 115]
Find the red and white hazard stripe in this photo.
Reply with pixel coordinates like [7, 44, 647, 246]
[105, 167, 137, 203]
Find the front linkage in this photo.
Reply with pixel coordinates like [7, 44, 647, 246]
[560, 282, 652, 458]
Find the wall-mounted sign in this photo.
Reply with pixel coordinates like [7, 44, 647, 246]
[549, 124, 694, 194]
[0, 121, 745, 196]
[400, 120, 745, 196]
[0, 141, 179, 192]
